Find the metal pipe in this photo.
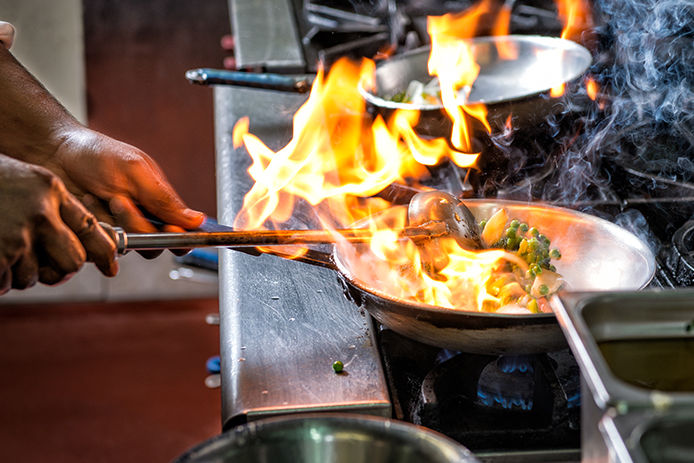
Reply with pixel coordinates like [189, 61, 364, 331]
[185, 68, 313, 92]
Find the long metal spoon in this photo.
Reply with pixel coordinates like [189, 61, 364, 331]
[407, 191, 482, 274]
[407, 190, 482, 249]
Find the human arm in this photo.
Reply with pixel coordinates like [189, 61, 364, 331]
[0, 153, 117, 293]
[0, 45, 204, 234]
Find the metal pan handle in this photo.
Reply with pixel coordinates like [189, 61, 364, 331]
[112, 215, 337, 269]
[185, 68, 312, 93]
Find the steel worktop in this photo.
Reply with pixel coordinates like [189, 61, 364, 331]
[213, 85, 391, 429]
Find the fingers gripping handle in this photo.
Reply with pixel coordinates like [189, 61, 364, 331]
[99, 223, 128, 255]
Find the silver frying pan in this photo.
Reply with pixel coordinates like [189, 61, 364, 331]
[329, 200, 654, 354]
[360, 35, 592, 130]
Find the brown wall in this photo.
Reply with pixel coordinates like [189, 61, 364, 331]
[83, 0, 230, 217]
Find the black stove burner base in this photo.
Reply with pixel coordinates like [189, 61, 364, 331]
[377, 328, 580, 454]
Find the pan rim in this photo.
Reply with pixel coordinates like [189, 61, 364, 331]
[358, 35, 593, 110]
[332, 199, 655, 319]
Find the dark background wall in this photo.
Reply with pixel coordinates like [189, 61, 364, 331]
[83, 0, 230, 217]
[0, 299, 221, 463]
[0, 2, 229, 461]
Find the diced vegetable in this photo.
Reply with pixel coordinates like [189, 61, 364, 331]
[530, 270, 564, 298]
[477, 211, 564, 313]
[496, 304, 533, 315]
[481, 208, 508, 247]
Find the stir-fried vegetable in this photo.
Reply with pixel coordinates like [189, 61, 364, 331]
[480, 209, 564, 314]
[388, 78, 444, 105]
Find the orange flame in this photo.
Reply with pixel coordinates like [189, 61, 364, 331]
[425, 2, 506, 152]
[492, 2, 519, 60]
[229, 1, 582, 313]
[555, 0, 594, 41]
[232, 58, 474, 231]
[586, 77, 598, 100]
[550, 83, 566, 98]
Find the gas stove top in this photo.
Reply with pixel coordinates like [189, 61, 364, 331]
[214, 0, 693, 460]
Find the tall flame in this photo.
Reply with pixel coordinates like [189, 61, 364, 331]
[230, 1, 591, 313]
[426, 3, 498, 152]
[232, 58, 474, 231]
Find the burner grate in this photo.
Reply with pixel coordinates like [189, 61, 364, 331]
[378, 328, 580, 453]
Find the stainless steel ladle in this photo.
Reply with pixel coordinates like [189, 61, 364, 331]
[406, 190, 482, 274]
[407, 191, 481, 249]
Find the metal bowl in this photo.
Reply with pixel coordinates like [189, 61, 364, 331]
[173, 414, 478, 463]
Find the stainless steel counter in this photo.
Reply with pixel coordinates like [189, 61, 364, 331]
[213, 85, 391, 428]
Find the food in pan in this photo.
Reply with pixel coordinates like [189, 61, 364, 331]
[354, 205, 565, 315]
[389, 78, 444, 105]
[478, 208, 564, 314]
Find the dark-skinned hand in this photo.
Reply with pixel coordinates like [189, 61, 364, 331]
[0, 45, 205, 262]
[0, 154, 117, 294]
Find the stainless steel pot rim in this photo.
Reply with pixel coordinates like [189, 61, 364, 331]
[332, 199, 656, 319]
[174, 413, 478, 462]
[359, 35, 593, 110]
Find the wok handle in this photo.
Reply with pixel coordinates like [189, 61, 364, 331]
[185, 68, 312, 93]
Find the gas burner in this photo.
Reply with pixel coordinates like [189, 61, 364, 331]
[297, 0, 567, 71]
[378, 328, 580, 452]
[476, 356, 536, 411]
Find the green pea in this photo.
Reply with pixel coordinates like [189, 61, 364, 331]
[539, 284, 549, 296]
[510, 219, 520, 229]
[332, 360, 344, 373]
[529, 227, 539, 237]
[550, 249, 561, 259]
[531, 264, 542, 275]
[519, 223, 529, 233]
[506, 227, 516, 238]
